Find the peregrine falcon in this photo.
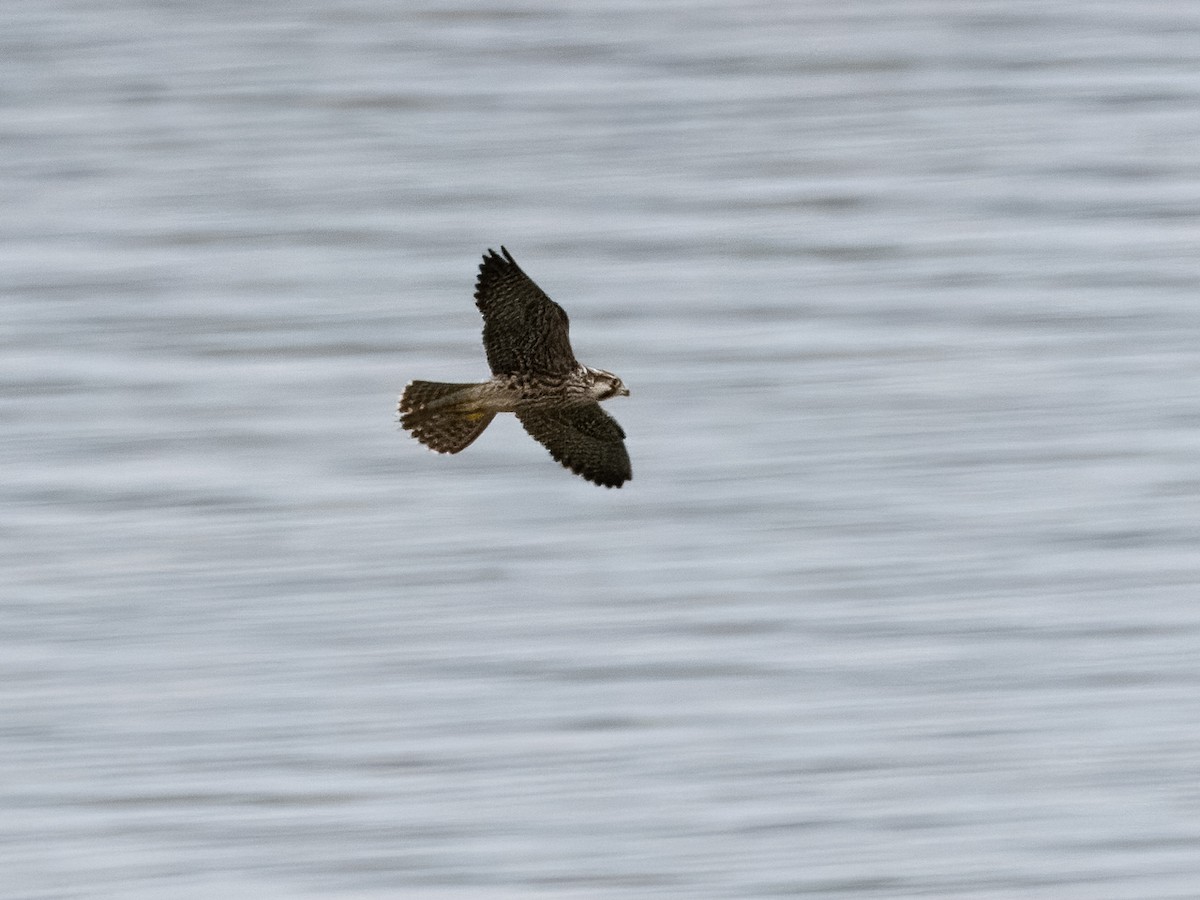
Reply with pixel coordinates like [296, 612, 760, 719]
[398, 247, 631, 488]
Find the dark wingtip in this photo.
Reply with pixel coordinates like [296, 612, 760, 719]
[579, 466, 631, 489]
[476, 247, 505, 302]
[478, 246, 518, 268]
[476, 245, 524, 285]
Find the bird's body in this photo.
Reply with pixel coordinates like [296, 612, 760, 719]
[398, 247, 631, 488]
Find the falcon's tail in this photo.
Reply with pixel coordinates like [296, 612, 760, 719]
[399, 381, 496, 454]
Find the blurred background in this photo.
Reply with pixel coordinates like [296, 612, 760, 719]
[3, 1, 1200, 897]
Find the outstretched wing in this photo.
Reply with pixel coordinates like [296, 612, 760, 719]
[475, 247, 578, 376]
[516, 403, 631, 488]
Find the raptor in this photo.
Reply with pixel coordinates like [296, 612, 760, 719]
[398, 247, 631, 488]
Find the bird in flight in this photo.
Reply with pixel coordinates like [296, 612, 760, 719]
[398, 247, 631, 488]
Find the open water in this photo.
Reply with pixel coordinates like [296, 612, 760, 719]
[3, 1, 1200, 897]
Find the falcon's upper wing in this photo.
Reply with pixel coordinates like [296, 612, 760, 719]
[516, 403, 631, 488]
[475, 247, 578, 376]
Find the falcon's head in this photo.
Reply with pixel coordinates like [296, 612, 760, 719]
[586, 367, 630, 402]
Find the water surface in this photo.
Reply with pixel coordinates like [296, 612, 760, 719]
[3, 2, 1200, 897]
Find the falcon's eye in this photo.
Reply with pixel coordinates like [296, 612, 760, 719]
[596, 378, 624, 400]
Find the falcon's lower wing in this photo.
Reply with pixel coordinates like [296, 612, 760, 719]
[516, 403, 631, 488]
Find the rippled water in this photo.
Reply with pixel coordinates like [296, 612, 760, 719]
[4, 2, 1200, 897]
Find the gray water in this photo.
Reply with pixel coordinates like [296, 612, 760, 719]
[4, 2, 1200, 897]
